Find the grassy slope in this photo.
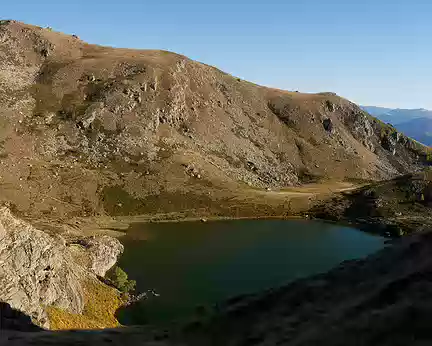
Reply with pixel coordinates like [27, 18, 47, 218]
[46, 279, 123, 330]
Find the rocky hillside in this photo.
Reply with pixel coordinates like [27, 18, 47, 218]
[310, 171, 432, 235]
[0, 20, 429, 221]
[0, 206, 124, 329]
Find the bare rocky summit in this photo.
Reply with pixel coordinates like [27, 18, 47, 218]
[0, 20, 429, 222]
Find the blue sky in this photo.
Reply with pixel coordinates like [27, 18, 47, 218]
[3, 0, 432, 109]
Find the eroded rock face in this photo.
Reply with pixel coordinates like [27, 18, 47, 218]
[350, 112, 375, 151]
[0, 208, 83, 328]
[322, 118, 333, 132]
[382, 132, 398, 154]
[0, 208, 122, 328]
[83, 236, 124, 277]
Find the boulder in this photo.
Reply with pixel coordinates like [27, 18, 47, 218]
[381, 132, 398, 153]
[323, 118, 333, 132]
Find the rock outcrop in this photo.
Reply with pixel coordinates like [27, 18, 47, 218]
[0, 207, 123, 328]
[82, 236, 124, 277]
[310, 172, 432, 235]
[381, 132, 398, 154]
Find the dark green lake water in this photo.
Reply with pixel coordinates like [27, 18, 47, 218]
[117, 219, 385, 326]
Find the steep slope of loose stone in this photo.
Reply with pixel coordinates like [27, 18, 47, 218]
[0, 20, 429, 221]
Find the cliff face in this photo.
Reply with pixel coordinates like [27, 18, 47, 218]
[0, 207, 123, 328]
[0, 20, 428, 221]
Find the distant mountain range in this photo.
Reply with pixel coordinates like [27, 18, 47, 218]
[361, 106, 432, 146]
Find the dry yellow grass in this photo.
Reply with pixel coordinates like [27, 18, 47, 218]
[47, 279, 124, 330]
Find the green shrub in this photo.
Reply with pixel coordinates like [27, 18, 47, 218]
[106, 266, 136, 293]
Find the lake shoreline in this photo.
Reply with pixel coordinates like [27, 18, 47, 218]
[116, 219, 385, 326]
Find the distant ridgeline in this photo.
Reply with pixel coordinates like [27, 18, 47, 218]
[361, 106, 432, 146]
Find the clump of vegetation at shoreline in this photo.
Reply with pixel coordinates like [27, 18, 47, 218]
[106, 266, 136, 294]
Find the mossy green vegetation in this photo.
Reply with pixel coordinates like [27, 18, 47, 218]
[106, 266, 136, 294]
